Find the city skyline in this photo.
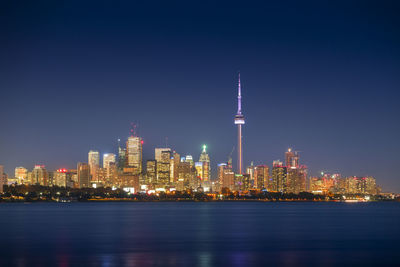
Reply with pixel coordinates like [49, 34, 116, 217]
[1, 1, 400, 192]
[0, 72, 398, 192]
[0, 76, 386, 195]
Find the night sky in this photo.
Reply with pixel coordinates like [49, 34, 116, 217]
[1, 1, 399, 192]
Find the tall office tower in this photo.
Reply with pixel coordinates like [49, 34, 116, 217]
[364, 176, 378, 195]
[285, 148, 299, 168]
[176, 161, 196, 190]
[146, 160, 157, 184]
[234, 73, 245, 174]
[271, 160, 287, 192]
[103, 153, 116, 169]
[15, 166, 28, 184]
[246, 162, 255, 187]
[126, 136, 143, 174]
[254, 165, 269, 190]
[88, 150, 100, 182]
[195, 162, 203, 180]
[218, 163, 235, 191]
[199, 145, 210, 182]
[0, 165, 4, 193]
[345, 176, 359, 194]
[103, 153, 116, 180]
[76, 162, 90, 188]
[54, 168, 71, 187]
[157, 150, 171, 186]
[31, 165, 49, 186]
[117, 139, 127, 171]
[286, 166, 307, 194]
[185, 155, 194, 167]
[170, 151, 181, 183]
[285, 148, 306, 194]
[69, 169, 78, 186]
[155, 148, 171, 162]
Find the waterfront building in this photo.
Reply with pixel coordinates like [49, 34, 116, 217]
[218, 163, 235, 191]
[254, 165, 269, 190]
[103, 153, 116, 181]
[198, 145, 210, 182]
[126, 136, 143, 174]
[31, 165, 49, 186]
[176, 161, 195, 190]
[287, 166, 307, 194]
[246, 162, 255, 187]
[271, 160, 287, 192]
[157, 150, 171, 186]
[15, 166, 28, 184]
[146, 160, 157, 184]
[77, 162, 90, 188]
[54, 168, 71, 187]
[170, 151, 181, 183]
[88, 150, 100, 182]
[118, 173, 140, 193]
[235, 174, 250, 191]
[345, 176, 378, 195]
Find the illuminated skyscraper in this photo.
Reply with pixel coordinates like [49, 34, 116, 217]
[285, 148, 299, 168]
[234, 73, 245, 174]
[254, 165, 269, 189]
[287, 166, 307, 194]
[126, 136, 143, 174]
[103, 153, 116, 181]
[198, 145, 210, 182]
[218, 163, 235, 191]
[284, 149, 307, 194]
[15, 166, 28, 184]
[77, 162, 90, 188]
[31, 165, 49, 186]
[157, 150, 171, 186]
[176, 161, 196, 190]
[246, 162, 255, 186]
[54, 168, 70, 187]
[271, 160, 287, 192]
[88, 150, 100, 181]
[117, 139, 126, 171]
[170, 151, 180, 183]
[185, 155, 194, 167]
[146, 160, 157, 184]
[155, 148, 171, 162]
[103, 153, 116, 169]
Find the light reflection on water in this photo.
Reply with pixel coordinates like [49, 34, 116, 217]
[0, 202, 399, 266]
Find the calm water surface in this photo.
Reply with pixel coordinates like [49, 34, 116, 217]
[0, 202, 399, 266]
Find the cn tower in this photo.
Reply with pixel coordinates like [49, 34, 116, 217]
[234, 73, 245, 174]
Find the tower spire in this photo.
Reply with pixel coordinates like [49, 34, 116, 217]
[237, 72, 242, 115]
[234, 72, 245, 174]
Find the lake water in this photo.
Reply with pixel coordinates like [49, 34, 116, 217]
[0, 202, 399, 266]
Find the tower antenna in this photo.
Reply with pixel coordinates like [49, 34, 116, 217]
[130, 122, 137, 137]
[234, 72, 245, 174]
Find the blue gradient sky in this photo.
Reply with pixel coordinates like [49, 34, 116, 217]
[1, 0, 399, 191]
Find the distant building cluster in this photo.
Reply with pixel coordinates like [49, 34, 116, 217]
[1, 139, 211, 194]
[0, 146, 380, 196]
[0, 75, 382, 195]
